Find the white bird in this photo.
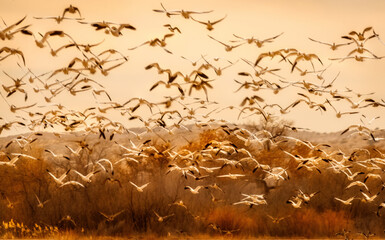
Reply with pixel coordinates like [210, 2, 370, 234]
[59, 180, 85, 188]
[263, 167, 289, 182]
[377, 202, 385, 216]
[232, 200, 261, 208]
[297, 189, 319, 203]
[241, 193, 265, 202]
[346, 181, 370, 192]
[10, 152, 38, 160]
[45, 149, 70, 160]
[216, 173, 245, 180]
[364, 173, 383, 183]
[286, 198, 303, 208]
[73, 169, 100, 183]
[360, 190, 379, 203]
[342, 170, 364, 181]
[46, 169, 71, 185]
[96, 158, 114, 175]
[199, 166, 221, 173]
[129, 181, 150, 192]
[334, 196, 356, 205]
[184, 185, 203, 194]
[115, 156, 140, 165]
[169, 200, 187, 209]
[65, 145, 82, 156]
[0, 156, 20, 167]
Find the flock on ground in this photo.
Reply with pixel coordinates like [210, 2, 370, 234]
[1, 2, 385, 238]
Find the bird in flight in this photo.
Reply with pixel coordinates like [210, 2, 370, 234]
[129, 181, 150, 192]
[191, 15, 227, 31]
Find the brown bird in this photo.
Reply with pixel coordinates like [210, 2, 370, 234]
[153, 210, 175, 222]
[79, 21, 112, 31]
[0, 15, 28, 40]
[208, 35, 244, 51]
[254, 50, 286, 66]
[330, 55, 383, 62]
[188, 78, 214, 101]
[99, 210, 125, 222]
[159, 6, 213, 19]
[108, 23, 136, 37]
[34, 194, 50, 208]
[152, 3, 180, 17]
[128, 34, 174, 53]
[62, 5, 81, 18]
[59, 215, 76, 227]
[34, 15, 83, 24]
[150, 80, 184, 96]
[348, 26, 374, 41]
[308, 37, 353, 50]
[10, 103, 37, 113]
[21, 29, 76, 48]
[233, 32, 284, 47]
[342, 35, 379, 58]
[267, 214, 290, 224]
[163, 24, 181, 33]
[0, 47, 25, 65]
[192, 15, 227, 31]
[289, 52, 323, 73]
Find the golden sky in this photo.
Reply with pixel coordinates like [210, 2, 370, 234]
[1, 0, 385, 135]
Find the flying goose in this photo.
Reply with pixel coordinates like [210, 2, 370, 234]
[129, 181, 150, 192]
[192, 15, 227, 31]
[45, 149, 70, 160]
[297, 189, 320, 203]
[62, 5, 81, 18]
[99, 210, 125, 222]
[59, 215, 76, 227]
[46, 169, 71, 185]
[267, 214, 290, 224]
[73, 170, 100, 183]
[169, 200, 187, 209]
[216, 173, 245, 180]
[0, 15, 28, 40]
[346, 180, 370, 192]
[360, 190, 380, 203]
[59, 180, 85, 188]
[152, 3, 180, 17]
[334, 196, 356, 205]
[308, 37, 353, 50]
[34, 193, 50, 208]
[232, 200, 260, 208]
[153, 210, 175, 222]
[0, 156, 20, 167]
[286, 198, 303, 208]
[207, 34, 243, 51]
[232, 32, 283, 47]
[184, 185, 203, 194]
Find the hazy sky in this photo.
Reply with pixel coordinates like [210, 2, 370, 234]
[1, 0, 385, 136]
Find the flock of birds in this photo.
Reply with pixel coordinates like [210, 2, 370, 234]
[1, 2, 385, 238]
